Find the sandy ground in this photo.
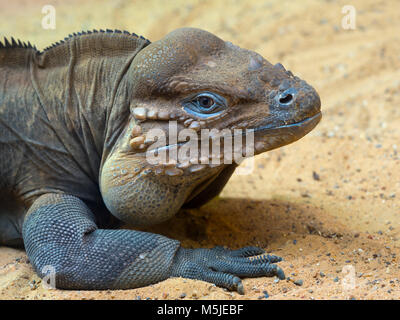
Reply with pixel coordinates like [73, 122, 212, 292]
[1, 0, 400, 300]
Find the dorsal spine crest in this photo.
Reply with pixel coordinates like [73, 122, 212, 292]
[0, 36, 36, 50]
[0, 29, 150, 54]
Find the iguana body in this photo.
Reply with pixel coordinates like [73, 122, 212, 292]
[0, 28, 321, 293]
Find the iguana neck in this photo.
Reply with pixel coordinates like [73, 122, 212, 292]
[31, 31, 149, 169]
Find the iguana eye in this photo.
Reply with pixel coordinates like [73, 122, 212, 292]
[182, 92, 227, 118]
[198, 96, 214, 109]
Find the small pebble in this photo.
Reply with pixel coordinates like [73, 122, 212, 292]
[312, 171, 320, 181]
[294, 279, 304, 286]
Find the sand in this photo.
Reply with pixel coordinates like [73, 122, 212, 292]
[0, 0, 400, 300]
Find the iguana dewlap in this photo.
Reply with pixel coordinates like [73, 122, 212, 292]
[0, 28, 321, 293]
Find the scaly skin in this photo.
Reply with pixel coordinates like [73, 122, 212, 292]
[0, 28, 321, 293]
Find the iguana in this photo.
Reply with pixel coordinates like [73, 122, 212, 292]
[0, 28, 321, 293]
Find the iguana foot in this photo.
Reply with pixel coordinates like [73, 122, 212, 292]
[170, 246, 285, 294]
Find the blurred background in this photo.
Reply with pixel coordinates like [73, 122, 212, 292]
[1, 0, 400, 300]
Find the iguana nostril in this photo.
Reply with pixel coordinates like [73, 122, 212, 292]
[276, 87, 297, 106]
[279, 93, 293, 105]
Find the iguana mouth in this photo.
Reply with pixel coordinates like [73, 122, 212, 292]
[252, 112, 322, 134]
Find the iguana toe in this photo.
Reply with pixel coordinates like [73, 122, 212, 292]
[170, 246, 285, 294]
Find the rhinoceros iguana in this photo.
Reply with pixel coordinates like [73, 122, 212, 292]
[0, 28, 321, 293]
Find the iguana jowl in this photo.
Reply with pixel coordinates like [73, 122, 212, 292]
[0, 28, 321, 293]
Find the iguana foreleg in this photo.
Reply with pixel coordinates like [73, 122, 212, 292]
[23, 193, 284, 292]
[22, 193, 179, 289]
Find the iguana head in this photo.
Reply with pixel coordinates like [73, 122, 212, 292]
[126, 27, 320, 157]
[100, 28, 321, 225]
